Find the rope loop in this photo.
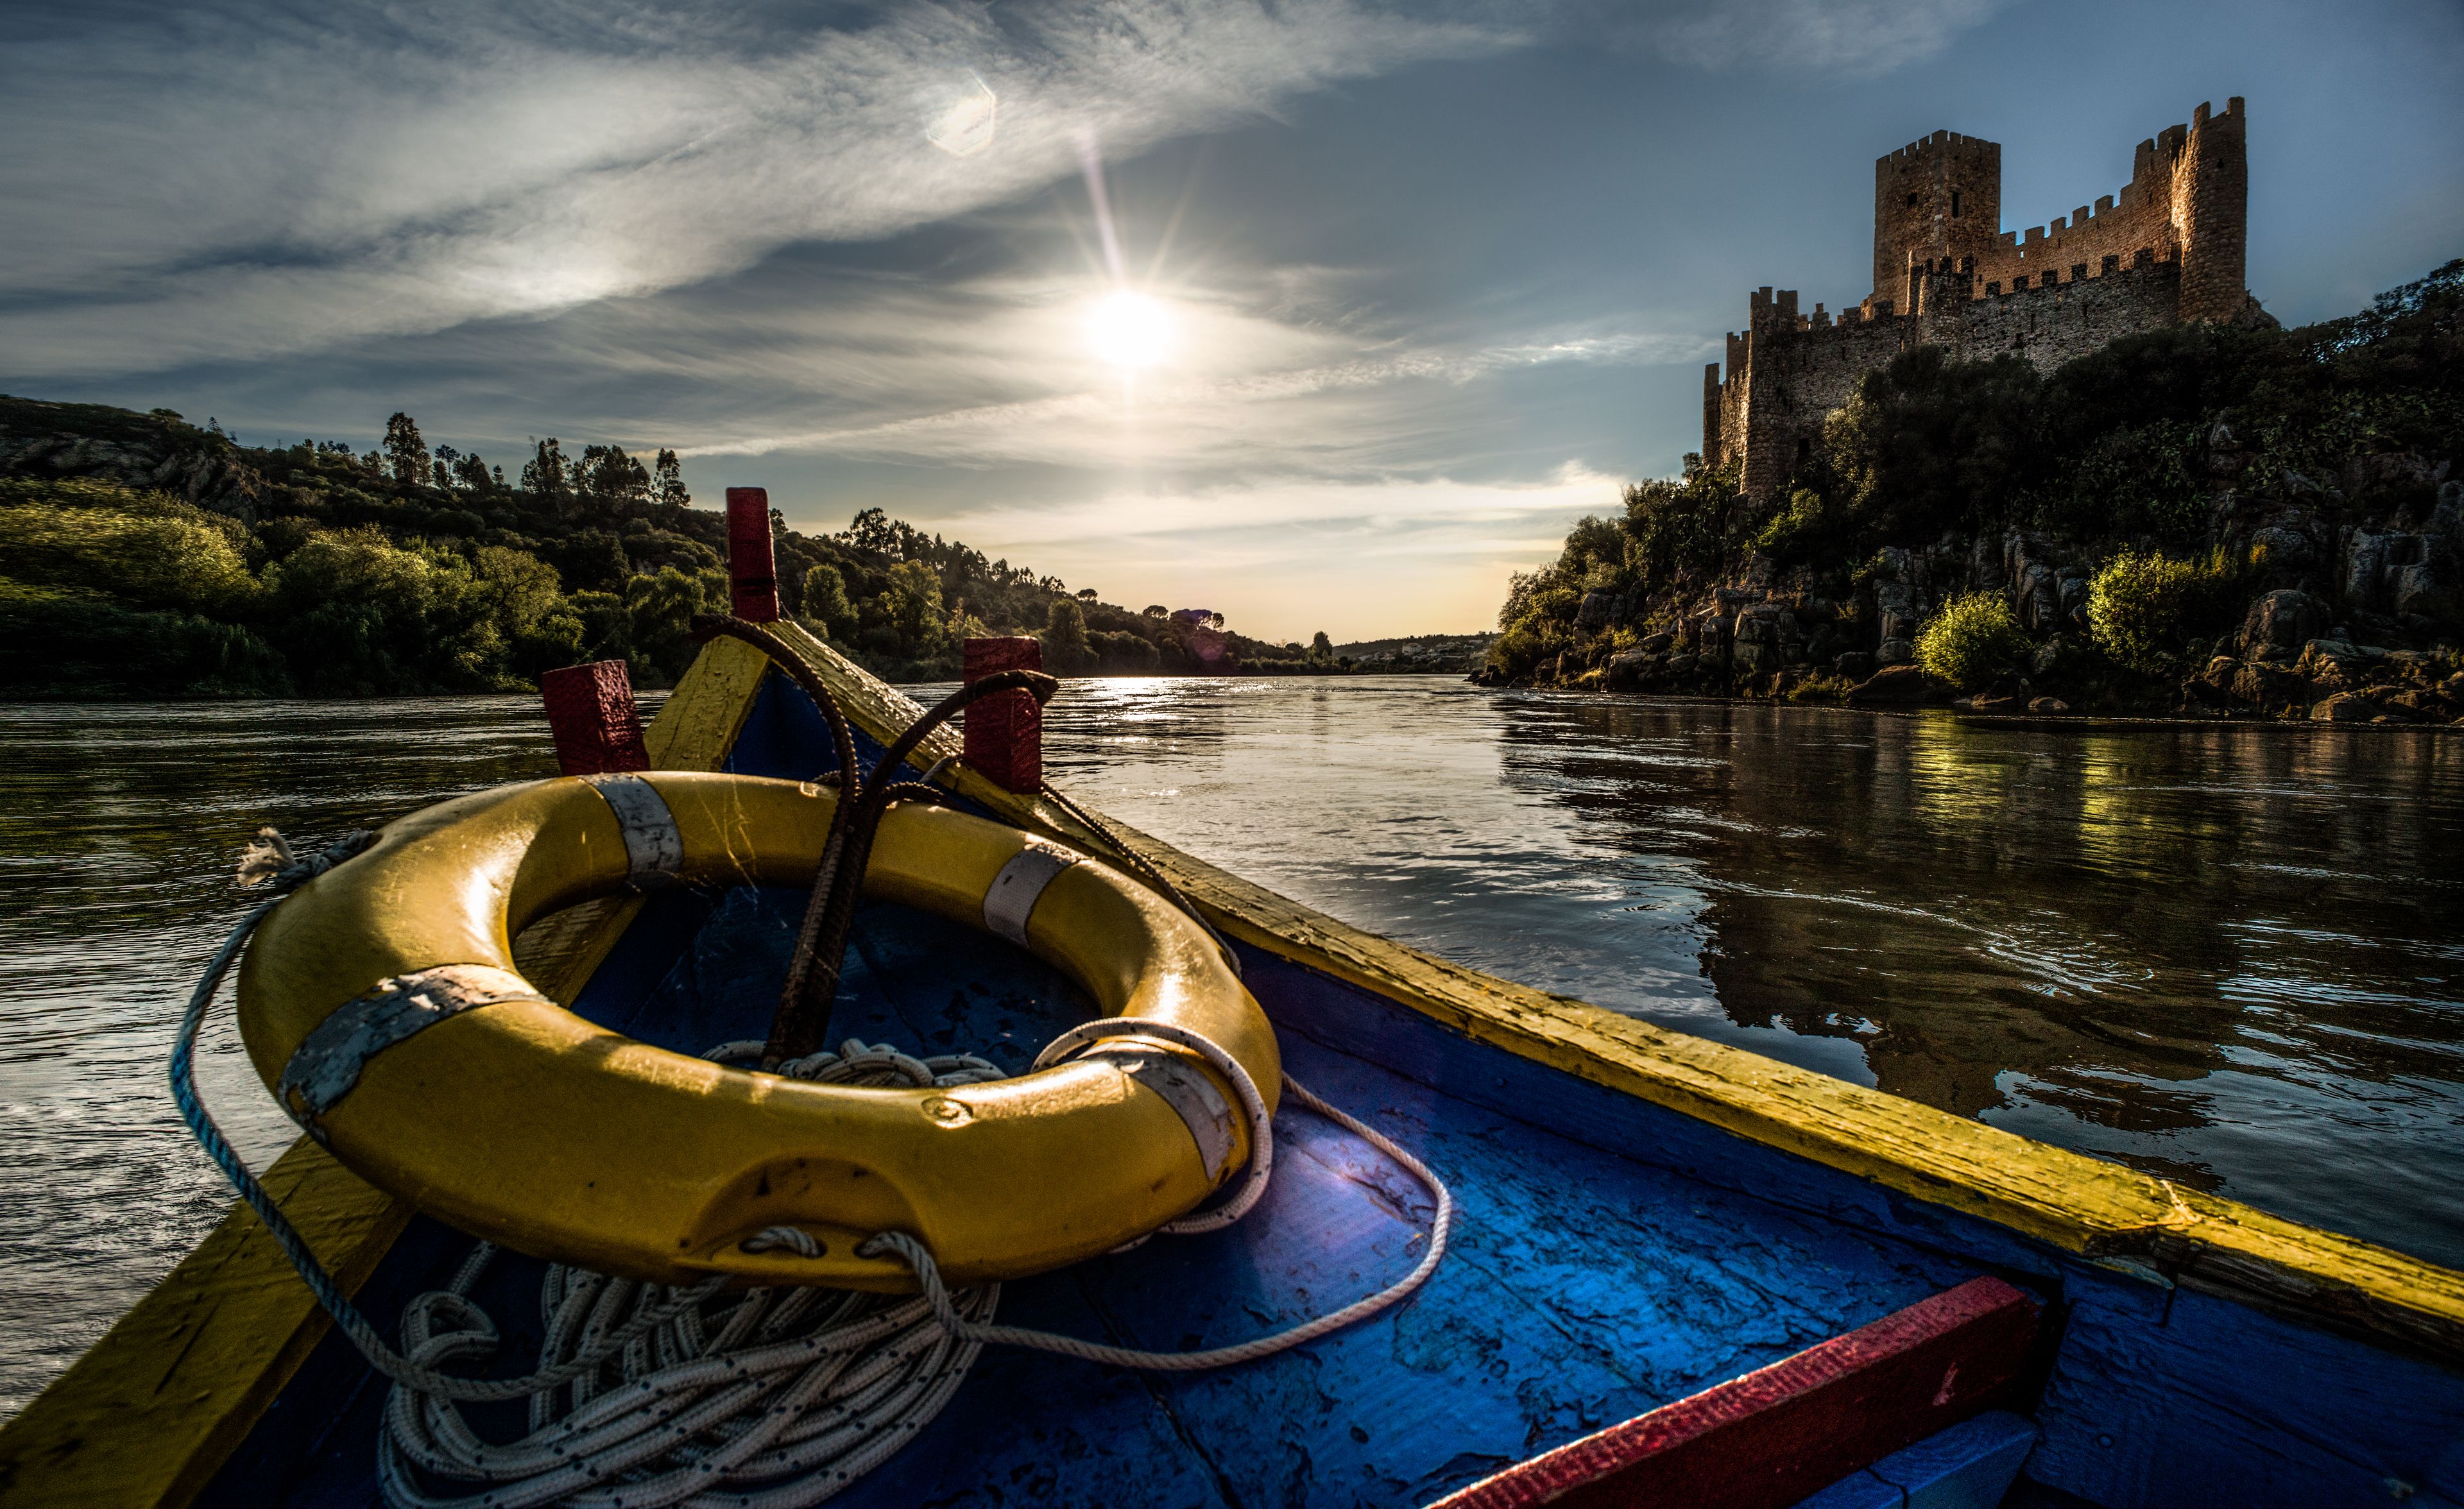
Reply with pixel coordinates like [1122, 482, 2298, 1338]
[235, 826, 377, 892]
[854, 1070, 1451, 1375]
[1032, 1017, 1275, 1234]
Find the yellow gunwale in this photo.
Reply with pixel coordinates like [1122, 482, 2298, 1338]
[8, 626, 2461, 1507]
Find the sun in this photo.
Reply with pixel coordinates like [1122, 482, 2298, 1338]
[1085, 289, 1176, 371]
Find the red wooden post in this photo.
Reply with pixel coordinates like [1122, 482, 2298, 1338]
[963, 636, 1043, 793]
[724, 486, 780, 623]
[540, 661, 649, 776]
[1426, 1277, 2041, 1509]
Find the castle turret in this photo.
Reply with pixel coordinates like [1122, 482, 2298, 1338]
[2176, 98, 2248, 323]
[1872, 130, 2001, 309]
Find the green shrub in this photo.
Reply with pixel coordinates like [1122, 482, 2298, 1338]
[0, 488, 262, 617]
[2086, 550, 2204, 674]
[1914, 591, 2029, 690]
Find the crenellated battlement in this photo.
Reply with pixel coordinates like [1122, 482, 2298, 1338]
[1704, 98, 2254, 497]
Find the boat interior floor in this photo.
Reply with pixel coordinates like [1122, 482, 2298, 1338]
[202, 880, 2000, 1508]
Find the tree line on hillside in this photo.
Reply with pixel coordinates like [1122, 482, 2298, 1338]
[1489, 259, 2463, 706]
[0, 402, 1352, 698]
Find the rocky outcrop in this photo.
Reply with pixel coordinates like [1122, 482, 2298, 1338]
[1494, 445, 2462, 723]
[0, 396, 271, 522]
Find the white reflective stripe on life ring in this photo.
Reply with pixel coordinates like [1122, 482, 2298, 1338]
[581, 772, 683, 887]
[982, 839, 1079, 947]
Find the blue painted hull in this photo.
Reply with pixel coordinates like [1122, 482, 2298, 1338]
[196, 675, 2464, 1508]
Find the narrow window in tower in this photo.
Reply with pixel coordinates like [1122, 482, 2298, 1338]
[1951, 191, 1962, 217]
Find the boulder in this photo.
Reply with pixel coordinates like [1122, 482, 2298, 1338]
[2394, 563, 2442, 619]
[2238, 590, 2327, 660]
[1604, 649, 1654, 691]
[1639, 631, 1673, 654]
[1833, 651, 1873, 680]
[2343, 533, 2394, 612]
[1734, 615, 1777, 646]
[1847, 664, 1932, 705]
[1665, 653, 1698, 677]
[2028, 696, 2071, 715]
[1575, 591, 1616, 631]
[1876, 636, 1914, 667]
[1732, 642, 1774, 674]
[2310, 693, 2373, 722]
[2231, 661, 2312, 712]
[2250, 525, 2313, 568]
[2057, 569, 2090, 617]
[2295, 638, 2365, 688]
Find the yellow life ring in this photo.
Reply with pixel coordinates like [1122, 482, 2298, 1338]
[233, 771, 1279, 1292]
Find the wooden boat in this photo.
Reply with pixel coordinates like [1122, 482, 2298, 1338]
[5, 556, 2462, 1507]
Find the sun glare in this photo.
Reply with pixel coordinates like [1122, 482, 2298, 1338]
[1086, 290, 1175, 371]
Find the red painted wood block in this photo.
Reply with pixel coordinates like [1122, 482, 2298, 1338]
[540, 660, 649, 776]
[1426, 1277, 2041, 1509]
[963, 636, 1043, 793]
[724, 486, 780, 623]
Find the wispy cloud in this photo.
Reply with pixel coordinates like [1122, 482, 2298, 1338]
[673, 277, 1707, 479]
[0, 0, 1512, 377]
[1625, 0, 2006, 75]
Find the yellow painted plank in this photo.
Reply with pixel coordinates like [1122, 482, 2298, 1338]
[0, 647, 776, 1509]
[763, 627, 2464, 1362]
[0, 1141, 406, 1509]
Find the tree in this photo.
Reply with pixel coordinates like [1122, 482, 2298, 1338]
[1041, 597, 1092, 674]
[654, 449, 690, 507]
[880, 561, 948, 661]
[522, 439, 569, 498]
[575, 445, 651, 502]
[1308, 630, 1334, 665]
[1142, 604, 1168, 618]
[384, 413, 430, 488]
[1075, 587, 1099, 602]
[801, 563, 856, 637]
[453, 452, 492, 491]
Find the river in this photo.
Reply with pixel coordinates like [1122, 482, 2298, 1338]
[2, 679, 2458, 1415]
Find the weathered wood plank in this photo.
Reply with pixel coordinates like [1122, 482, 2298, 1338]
[0, 638, 774, 1509]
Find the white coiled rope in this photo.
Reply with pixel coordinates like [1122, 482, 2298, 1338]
[372, 1027, 1450, 1508]
[375, 1043, 1007, 1509]
[180, 830, 1452, 1509]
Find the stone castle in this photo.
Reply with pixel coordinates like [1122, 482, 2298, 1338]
[1698, 97, 2259, 497]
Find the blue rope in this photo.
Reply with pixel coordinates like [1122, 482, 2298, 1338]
[167, 828, 721, 1403]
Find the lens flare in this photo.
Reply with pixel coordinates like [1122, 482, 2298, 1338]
[926, 74, 997, 157]
[1086, 291, 1174, 370]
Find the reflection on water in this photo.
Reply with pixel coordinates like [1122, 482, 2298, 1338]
[2, 682, 2459, 1416]
[1018, 679, 2464, 1275]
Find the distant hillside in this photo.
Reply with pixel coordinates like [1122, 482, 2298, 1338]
[1485, 260, 2463, 722]
[1334, 633, 1494, 672]
[0, 398, 1337, 698]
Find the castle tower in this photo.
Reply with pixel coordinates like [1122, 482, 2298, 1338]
[2175, 98, 2248, 324]
[1872, 131, 2001, 309]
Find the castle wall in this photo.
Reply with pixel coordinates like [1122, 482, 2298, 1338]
[1930, 259, 2182, 371]
[1704, 98, 2250, 497]
[1870, 99, 2246, 318]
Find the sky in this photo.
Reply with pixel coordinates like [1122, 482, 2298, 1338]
[4, 0, 2460, 642]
